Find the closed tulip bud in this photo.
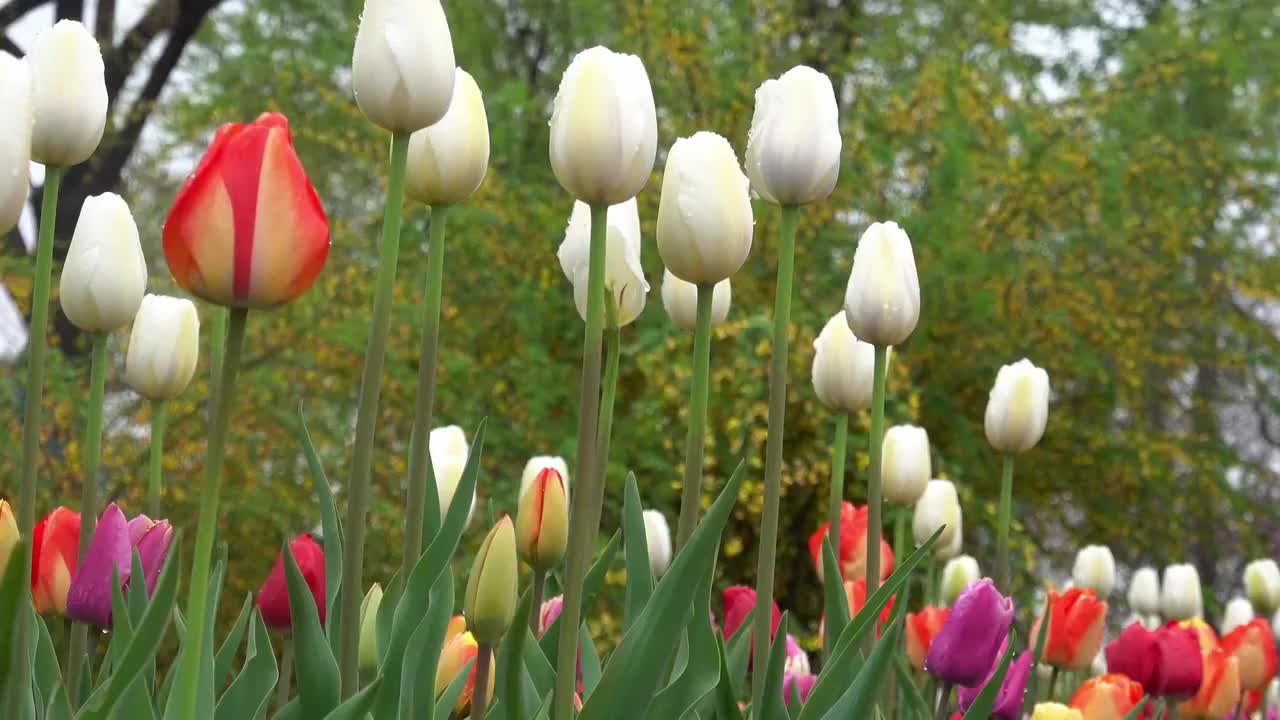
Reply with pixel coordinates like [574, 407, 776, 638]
[905, 606, 950, 670]
[257, 534, 326, 630]
[1162, 564, 1204, 620]
[28, 21, 107, 166]
[549, 46, 657, 205]
[1221, 619, 1277, 691]
[941, 555, 981, 606]
[913, 480, 961, 553]
[519, 456, 569, 501]
[745, 66, 840, 206]
[1105, 621, 1204, 697]
[351, 0, 455, 132]
[656, 132, 753, 284]
[808, 501, 894, 584]
[465, 516, 518, 644]
[811, 312, 885, 413]
[643, 510, 672, 578]
[1031, 703, 1083, 720]
[67, 504, 172, 627]
[558, 199, 648, 326]
[882, 425, 931, 505]
[30, 506, 81, 616]
[1178, 647, 1241, 719]
[844, 221, 921, 347]
[661, 270, 730, 330]
[1222, 596, 1256, 637]
[1072, 545, 1117, 600]
[538, 595, 563, 637]
[124, 295, 200, 401]
[430, 425, 474, 523]
[359, 583, 383, 673]
[935, 512, 964, 561]
[984, 358, 1051, 454]
[516, 468, 569, 573]
[59, 193, 147, 332]
[1245, 560, 1280, 615]
[435, 623, 494, 716]
[1068, 674, 1146, 720]
[925, 579, 1015, 687]
[0, 53, 32, 234]
[405, 68, 489, 206]
[1031, 588, 1109, 670]
[164, 113, 330, 309]
[784, 634, 810, 675]
[1128, 566, 1162, 615]
[0, 500, 16, 577]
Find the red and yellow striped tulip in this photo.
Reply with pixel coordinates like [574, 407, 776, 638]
[1031, 587, 1108, 670]
[1178, 647, 1240, 719]
[1220, 618, 1277, 691]
[1068, 673, 1146, 720]
[30, 507, 81, 616]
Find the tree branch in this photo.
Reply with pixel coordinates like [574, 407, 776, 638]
[104, 0, 179, 100]
[94, 0, 115, 46]
[54, 0, 82, 22]
[1, 32, 21, 56]
[0, 0, 47, 30]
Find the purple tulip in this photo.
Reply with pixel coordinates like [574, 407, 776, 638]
[956, 645, 1033, 720]
[65, 504, 173, 627]
[924, 578, 1014, 687]
[783, 672, 816, 705]
[132, 518, 173, 594]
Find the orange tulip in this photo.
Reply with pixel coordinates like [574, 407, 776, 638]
[1178, 618, 1219, 652]
[164, 112, 329, 309]
[1177, 647, 1240, 718]
[1031, 587, 1109, 670]
[905, 605, 950, 671]
[1068, 674, 1145, 720]
[1220, 618, 1277, 691]
[30, 507, 80, 616]
[435, 616, 495, 716]
[807, 501, 894, 583]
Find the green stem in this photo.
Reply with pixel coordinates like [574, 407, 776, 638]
[933, 682, 953, 720]
[750, 204, 801, 710]
[148, 402, 168, 517]
[995, 454, 1015, 594]
[675, 283, 715, 551]
[209, 307, 227, 419]
[894, 508, 909, 588]
[926, 555, 937, 606]
[338, 130, 412, 697]
[473, 642, 494, 720]
[1164, 698, 1177, 720]
[865, 344, 889, 601]
[824, 412, 849, 659]
[275, 633, 294, 711]
[1047, 666, 1059, 703]
[595, 328, 620, 506]
[553, 203, 609, 720]
[529, 571, 546, 636]
[173, 307, 249, 718]
[404, 204, 451, 572]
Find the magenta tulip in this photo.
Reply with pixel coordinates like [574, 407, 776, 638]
[925, 578, 1015, 687]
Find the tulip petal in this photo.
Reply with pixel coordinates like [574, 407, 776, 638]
[134, 520, 173, 596]
[66, 504, 131, 627]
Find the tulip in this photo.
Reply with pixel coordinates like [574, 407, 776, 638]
[1073, 545, 1117, 600]
[28, 21, 108, 166]
[538, 595, 563, 637]
[66, 504, 172, 627]
[124, 294, 200, 401]
[811, 312, 884, 413]
[941, 555, 981, 606]
[257, 534, 326, 630]
[906, 606, 951, 670]
[435, 622, 495, 716]
[1128, 567, 1162, 616]
[882, 425, 931, 505]
[164, 113, 330, 309]
[642, 510, 672, 579]
[744, 65, 840, 206]
[843, 221, 922, 347]
[1222, 596, 1257, 637]
[549, 46, 657, 205]
[926, 578, 1015, 687]
[661, 271, 731, 330]
[1221, 619, 1278, 691]
[784, 634, 810, 675]
[519, 456, 570, 500]
[58, 193, 148, 332]
[1031, 703, 1084, 720]
[783, 672, 817, 705]
[359, 583, 383, 673]
[351, 0, 455, 133]
[819, 577, 895, 643]
[0, 500, 17, 575]
[558, 199, 648, 327]
[913, 480, 961, 554]
[935, 511, 965, 561]
[1067, 673, 1145, 720]
[1031, 587, 1109, 670]
[723, 585, 781, 649]
[984, 358, 1052, 454]
[465, 516, 518, 644]
[1179, 647, 1241, 718]
[1162, 564, 1204, 620]
[1246, 560, 1280, 616]
[127, 514, 173, 595]
[0, 53, 32, 234]
[30, 507, 81, 616]
[957, 646, 1033, 720]
[430, 425, 474, 523]
[1179, 617, 1220, 652]
[807, 501, 894, 583]
[404, 68, 489, 206]
[1104, 621, 1203, 697]
[656, 131, 753, 285]
[516, 468, 569, 573]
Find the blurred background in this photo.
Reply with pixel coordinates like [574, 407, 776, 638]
[2, 0, 1278, 647]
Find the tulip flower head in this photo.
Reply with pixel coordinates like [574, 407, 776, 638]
[30, 507, 81, 616]
[257, 533, 326, 630]
[28, 20, 108, 166]
[1178, 646, 1241, 719]
[1162, 564, 1204, 621]
[1068, 673, 1145, 720]
[59, 193, 148, 332]
[0, 500, 17, 577]
[405, 68, 490, 206]
[882, 425, 931, 505]
[984, 358, 1051, 454]
[643, 509, 672, 579]
[1072, 545, 1117, 600]
[1128, 566, 1162, 616]
[1031, 587, 1109, 670]
[745, 65, 841, 206]
[925, 578, 1015, 687]
[906, 606, 951, 670]
[1221, 596, 1256, 637]
[431, 425, 474, 523]
[844, 221, 922, 347]
[957, 646, 1033, 720]
[65, 504, 173, 627]
[164, 113, 330, 309]
[940, 555, 981, 607]
[783, 672, 817, 706]
[935, 513, 965, 561]
[515, 467, 569, 573]
[1221, 619, 1277, 691]
[661, 271, 731, 331]
[519, 456, 569, 501]
[464, 516, 519, 644]
[435, 622, 495, 716]
[656, 131, 753, 285]
[913, 479, 962, 555]
[722, 585, 781, 664]
[359, 583, 383, 673]
[538, 595, 564, 637]
[125, 294, 200, 401]
[352, 0, 456, 133]
[1104, 621, 1203, 698]
[558, 199, 649, 327]
[811, 312, 885, 413]
[1245, 560, 1280, 616]
[0, 53, 32, 234]
[1031, 703, 1084, 720]
[807, 501, 894, 584]
[784, 634, 810, 675]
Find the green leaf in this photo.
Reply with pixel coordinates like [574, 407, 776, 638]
[274, 698, 301, 720]
[323, 676, 382, 720]
[374, 569, 402, 670]
[578, 622, 602, 700]
[495, 589, 533, 720]
[214, 609, 278, 720]
[33, 610, 66, 712]
[394, 571, 454, 720]
[959, 640, 1015, 720]
[757, 614, 791, 720]
[893, 655, 930, 720]
[433, 658, 474, 720]
[648, 559, 723, 720]
[820, 536, 849, 655]
[521, 628, 555, 698]
[282, 542, 340, 718]
[46, 683, 74, 720]
[295, 405, 344, 653]
[723, 606, 753, 698]
[213, 594, 254, 694]
[1122, 696, 1149, 720]
[0, 537, 30, 694]
[621, 472, 653, 632]
[820, 597, 908, 720]
[1017, 597, 1052, 720]
[538, 531, 621, 663]
[710, 637, 743, 720]
[126, 551, 150, 628]
[109, 678, 156, 720]
[103, 564, 134, 677]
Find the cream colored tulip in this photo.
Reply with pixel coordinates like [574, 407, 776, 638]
[940, 555, 980, 606]
[1221, 596, 1255, 636]
[0, 53, 32, 234]
[643, 509, 672, 578]
[59, 193, 147, 332]
[984, 358, 1051, 454]
[1127, 566, 1161, 615]
[124, 295, 200, 401]
[405, 68, 489, 206]
[557, 199, 648, 327]
[811, 313, 885, 413]
[660, 270, 730, 331]
[844, 221, 920, 347]
[28, 21, 108, 166]
[912, 479, 960, 552]
[1161, 563, 1203, 620]
[352, 0, 456, 132]
[1244, 559, 1280, 615]
[1072, 545, 1116, 599]
[657, 132, 753, 284]
[430, 425, 474, 524]
[882, 425, 930, 505]
[745, 66, 840, 205]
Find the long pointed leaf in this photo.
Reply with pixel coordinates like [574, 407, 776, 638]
[522, 627, 555, 698]
[282, 543, 339, 718]
[295, 405, 344, 653]
[1017, 597, 1052, 720]
[323, 676, 382, 720]
[711, 638, 744, 720]
[647, 560, 719, 720]
[893, 655, 930, 720]
[214, 610, 278, 720]
[621, 472, 652, 632]
[757, 614, 791, 720]
[724, 606, 754, 698]
[495, 589, 534, 720]
[822, 618, 904, 719]
[820, 537, 849, 654]
[959, 640, 1015, 719]
[213, 594, 254, 693]
[396, 571, 454, 720]
[0, 538, 31, 694]
[1123, 697, 1149, 720]
[433, 658, 475, 720]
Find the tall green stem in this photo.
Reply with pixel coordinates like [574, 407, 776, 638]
[338, 131, 412, 696]
[596, 328, 620, 494]
[148, 403, 168, 517]
[926, 556, 937, 606]
[403, 204, 451, 572]
[529, 571, 546, 636]
[173, 307, 249, 717]
[275, 633, 294, 711]
[750, 204, 801, 710]
[995, 455, 1015, 593]
[893, 509, 909, 584]
[864, 344, 889, 602]
[675, 283, 715, 551]
[933, 683, 953, 720]
[473, 642, 494, 720]
[553, 203, 609, 720]
[825, 413, 850, 574]
[209, 307, 227, 419]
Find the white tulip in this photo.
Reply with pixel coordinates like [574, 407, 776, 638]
[843, 221, 921, 347]
[430, 425, 473, 523]
[27, 21, 108, 166]
[557, 199, 648, 326]
[882, 425, 930, 505]
[59, 193, 147, 332]
[1220, 596, 1255, 636]
[1244, 559, 1280, 615]
[984, 358, 1051, 454]
[0, 53, 32, 234]
[1072, 545, 1117, 599]
[912, 479, 960, 552]
[660, 270, 730, 331]
[549, 46, 657, 205]
[642, 509, 672, 578]
[744, 66, 841, 205]
[1127, 567, 1162, 615]
[124, 295, 199, 401]
[352, 0, 456, 132]
[935, 507, 964, 560]
[519, 456, 570, 501]
[405, 68, 489, 206]
[940, 555, 980, 606]
[1161, 564, 1203, 620]
[656, 132, 753, 284]
[811, 313, 885, 413]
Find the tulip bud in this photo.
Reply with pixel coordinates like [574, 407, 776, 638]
[808, 501, 894, 584]
[28, 21, 108, 166]
[1221, 619, 1278, 692]
[905, 606, 950, 670]
[464, 516, 518, 644]
[0, 53, 32, 234]
[549, 46, 657, 205]
[660, 270, 730, 331]
[430, 425, 474, 523]
[0, 500, 18, 577]
[843, 221, 921, 347]
[642, 509, 672, 578]
[31, 506, 81, 616]
[435, 624, 494, 716]
[881, 425, 930, 505]
[1162, 564, 1204, 621]
[1127, 566, 1161, 616]
[557, 199, 648, 327]
[1245, 559, 1280, 616]
[984, 358, 1051, 454]
[1072, 545, 1116, 600]
[405, 68, 489, 206]
[124, 295, 200, 401]
[67, 503, 131, 627]
[811, 313, 886, 413]
[257, 534, 326, 630]
[516, 468, 569, 573]
[1178, 647, 1241, 719]
[940, 555, 981, 607]
[783, 634, 810, 675]
[935, 515, 964, 561]
[1067, 673, 1145, 719]
[59, 193, 148, 332]
[538, 595, 563, 637]
[913, 479, 961, 553]
[1222, 596, 1256, 637]
[745, 66, 840, 206]
[519, 456, 569, 501]
[1031, 587, 1109, 670]
[351, 0, 455, 132]
[925, 579, 1014, 687]
[1030, 703, 1083, 720]
[127, 514, 173, 596]
[359, 583, 383, 673]
[656, 132, 753, 284]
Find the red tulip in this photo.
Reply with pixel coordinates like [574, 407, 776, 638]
[30, 507, 80, 616]
[257, 534, 326, 630]
[1220, 618, 1277, 691]
[905, 605, 950, 671]
[1069, 673, 1146, 720]
[807, 501, 894, 584]
[1031, 587, 1108, 669]
[1104, 621, 1203, 698]
[164, 113, 329, 309]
